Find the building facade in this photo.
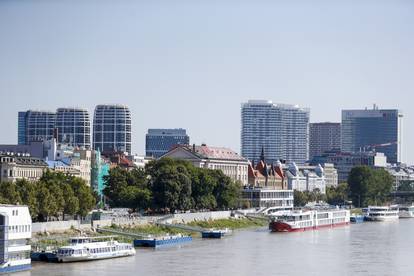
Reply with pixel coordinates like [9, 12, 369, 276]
[0, 154, 47, 182]
[284, 163, 326, 194]
[93, 105, 132, 154]
[309, 122, 341, 160]
[241, 188, 294, 212]
[310, 150, 387, 183]
[162, 144, 249, 185]
[341, 106, 403, 164]
[241, 100, 310, 164]
[0, 205, 32, 274]
[18, 110, 56, 145]
[146, 129, 189, 158]
[56, 108, 91, 149]
[248, 160, 286, 189]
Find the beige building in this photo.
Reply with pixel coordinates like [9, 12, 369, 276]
[162, 144, 249, 185]
[0, 154, 47, 182]
[322, 163, 339, 187]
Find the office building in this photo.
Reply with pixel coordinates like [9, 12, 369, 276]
[341, 105, 403, 164]
[241, 188, 294, 212]
[56, 108, 91, 148]
[241, 100, 310, 164]
[17, 110, 56, 145]
[93, 105, 132, 154]
[146, 128, 189, 158]
[163, 144, 249, 185]
[284, 163, 326, 194]
[309, 122, 341, 160]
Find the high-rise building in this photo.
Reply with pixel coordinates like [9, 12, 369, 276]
[309, 122, 341, 160]
[18, 112, 27, 145]
[17, 110, 56, 144]
[93, 105, 132, 154]
[341, 105, 403, 164]
[145, 128, 190, 158]
[56, 108, 91, 148]
[241, 100, 310, 164]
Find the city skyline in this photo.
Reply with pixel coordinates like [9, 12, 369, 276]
[0, 1, 413, 163]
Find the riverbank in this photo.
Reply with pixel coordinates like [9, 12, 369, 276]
[32, 217, 267, 246]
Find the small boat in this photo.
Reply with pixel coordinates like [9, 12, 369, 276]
[56, 236, 135, 263]
[133, 234, 192, 248]
[399, 205, 414, 218]
[363, 206, 399, 221]
[269, 209, 350, 232]
[201, 228, 232, 239]
[350, 215, 364, 223]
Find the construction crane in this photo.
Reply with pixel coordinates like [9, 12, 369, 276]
[361, 141, 397, 152]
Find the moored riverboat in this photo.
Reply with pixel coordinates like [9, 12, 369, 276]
[56, 236, 135, 263]
[363, 206, 399, 221]
[269, 209, 350, 232]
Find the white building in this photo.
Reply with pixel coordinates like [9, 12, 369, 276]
[241, 187, 294, 212]
[0, 205, 32, 274]
[0, 154, 47, 182]
[162, 144, 249, 185]
[47, 141, 92, 186]
[285, 163, 326, 194]
[321, 163, 338, 187]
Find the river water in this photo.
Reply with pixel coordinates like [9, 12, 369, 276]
[20, 219, 414, 276]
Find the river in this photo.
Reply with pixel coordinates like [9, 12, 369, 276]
[20, 219, 414, 276]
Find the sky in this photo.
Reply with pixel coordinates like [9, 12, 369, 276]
[0, 0, 413, 162]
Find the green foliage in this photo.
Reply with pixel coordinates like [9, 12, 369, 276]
[326, 183, 349, 206]
[0, 181, 22, 205]
[397, 181, 414, 192]
[348, 166, 393, 207]
[0, 170, 96, 222]
[103, 158, 241, 213]
[294, 189, 326, 207]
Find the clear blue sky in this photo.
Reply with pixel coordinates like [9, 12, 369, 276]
[0, 0, 413, 162]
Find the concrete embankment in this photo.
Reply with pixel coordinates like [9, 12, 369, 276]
[32, 211, 236, 234]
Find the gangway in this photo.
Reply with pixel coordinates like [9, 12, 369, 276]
[96, 227, 152, 238]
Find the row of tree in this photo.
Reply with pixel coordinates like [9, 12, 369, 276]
[103, 158, 241, 213]
[294, 166, 394, 208]
[0, 170, 96, 221]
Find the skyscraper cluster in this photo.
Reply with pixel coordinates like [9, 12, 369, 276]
[18, 105, 132, 154]
[241, 101, 402, 165]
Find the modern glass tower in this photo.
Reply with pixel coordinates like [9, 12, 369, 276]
[17, 110, 56, 144]
[309, 122, 341, 160]
[241, 100, 310, 164]
[341, 105, 403, 164]
[146, 128, 190, 158]
[93, 105, 132, 154]
[56, 108, 91, 148]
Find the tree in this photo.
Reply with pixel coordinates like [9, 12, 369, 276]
[36, 181, 58, 222]
[70, 178, 95, 219]
[348, 166, 393, 207]
[61, 183, 79, 219]
[294, 190, 308, 207]
[213, 171, 240, 209]
[0, 181, 21, 205]
[326, 183, 349, 206]
[16, 179, 38, 219]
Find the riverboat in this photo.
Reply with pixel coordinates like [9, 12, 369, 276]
[363, 206, 399, 221]
[399, 205, 414, 218]
[56, 236, 135, 263]
[269, 209, 350, 232]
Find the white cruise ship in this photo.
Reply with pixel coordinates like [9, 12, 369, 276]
[56, 236, 135, 263]
[269, 209, 350, 232]
[363, 206, 399, 221]
[399, 205, 414, 218]
[0, 205, 32, 274]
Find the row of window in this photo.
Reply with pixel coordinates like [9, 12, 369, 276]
[7, 251, 30, 261]
[8, 225, 31, 233]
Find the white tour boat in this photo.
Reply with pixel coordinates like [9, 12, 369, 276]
[269, 208, 350, 232]
[363, 206, 399, 221]
[399, 205, 414, 218]
[56, 236, 135, 263]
